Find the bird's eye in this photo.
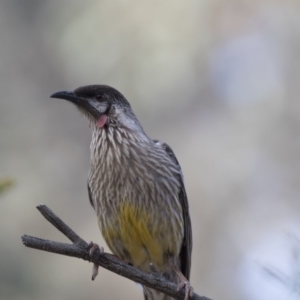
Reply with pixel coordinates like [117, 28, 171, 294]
[96, 94, 104, 101]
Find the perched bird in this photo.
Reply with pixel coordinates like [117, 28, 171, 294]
[51, 85, 193, 300]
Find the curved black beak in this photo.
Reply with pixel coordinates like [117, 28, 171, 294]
[50, 91, 81, 104]
[50, 90, 99, 118]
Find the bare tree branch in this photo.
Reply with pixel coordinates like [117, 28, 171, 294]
[21, 205, 212, 300]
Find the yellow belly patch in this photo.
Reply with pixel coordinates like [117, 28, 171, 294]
[102, 202, 165, 270]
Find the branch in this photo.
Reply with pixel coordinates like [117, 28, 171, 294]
[21, 205, 212, 300]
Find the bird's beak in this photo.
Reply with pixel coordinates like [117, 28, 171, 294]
[50, 91, 81, 104]
[50, 90, 99, 118]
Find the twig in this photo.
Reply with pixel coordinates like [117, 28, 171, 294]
[21, 205, 212, 300]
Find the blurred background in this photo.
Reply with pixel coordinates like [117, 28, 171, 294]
[1, 1, 300, 300]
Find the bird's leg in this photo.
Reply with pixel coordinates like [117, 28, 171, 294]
[88, 241, 104, 281]
[149, 262, 159, 274]
[168, 258, 194, 300]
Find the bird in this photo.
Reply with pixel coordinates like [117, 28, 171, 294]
[50, 85, 193, 300]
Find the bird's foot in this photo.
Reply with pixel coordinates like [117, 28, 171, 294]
[87, 241, 104, 281]
[168, 258, 194, 300]
[177, 280, 194, 300]
[88, 241, 104, 256]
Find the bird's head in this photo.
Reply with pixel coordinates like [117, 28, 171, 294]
[51, 85, 142, 131]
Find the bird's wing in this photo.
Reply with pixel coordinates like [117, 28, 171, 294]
[153, 140, 192, 280]
[87, 182, 95, 209]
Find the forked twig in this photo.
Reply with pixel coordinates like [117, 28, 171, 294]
[21, 205, 212, 300]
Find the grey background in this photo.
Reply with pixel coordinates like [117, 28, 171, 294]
[1, 1, 300, 300]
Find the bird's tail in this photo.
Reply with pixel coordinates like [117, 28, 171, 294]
[143, 287, 175, 300]
[143, 269, 178, 300]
